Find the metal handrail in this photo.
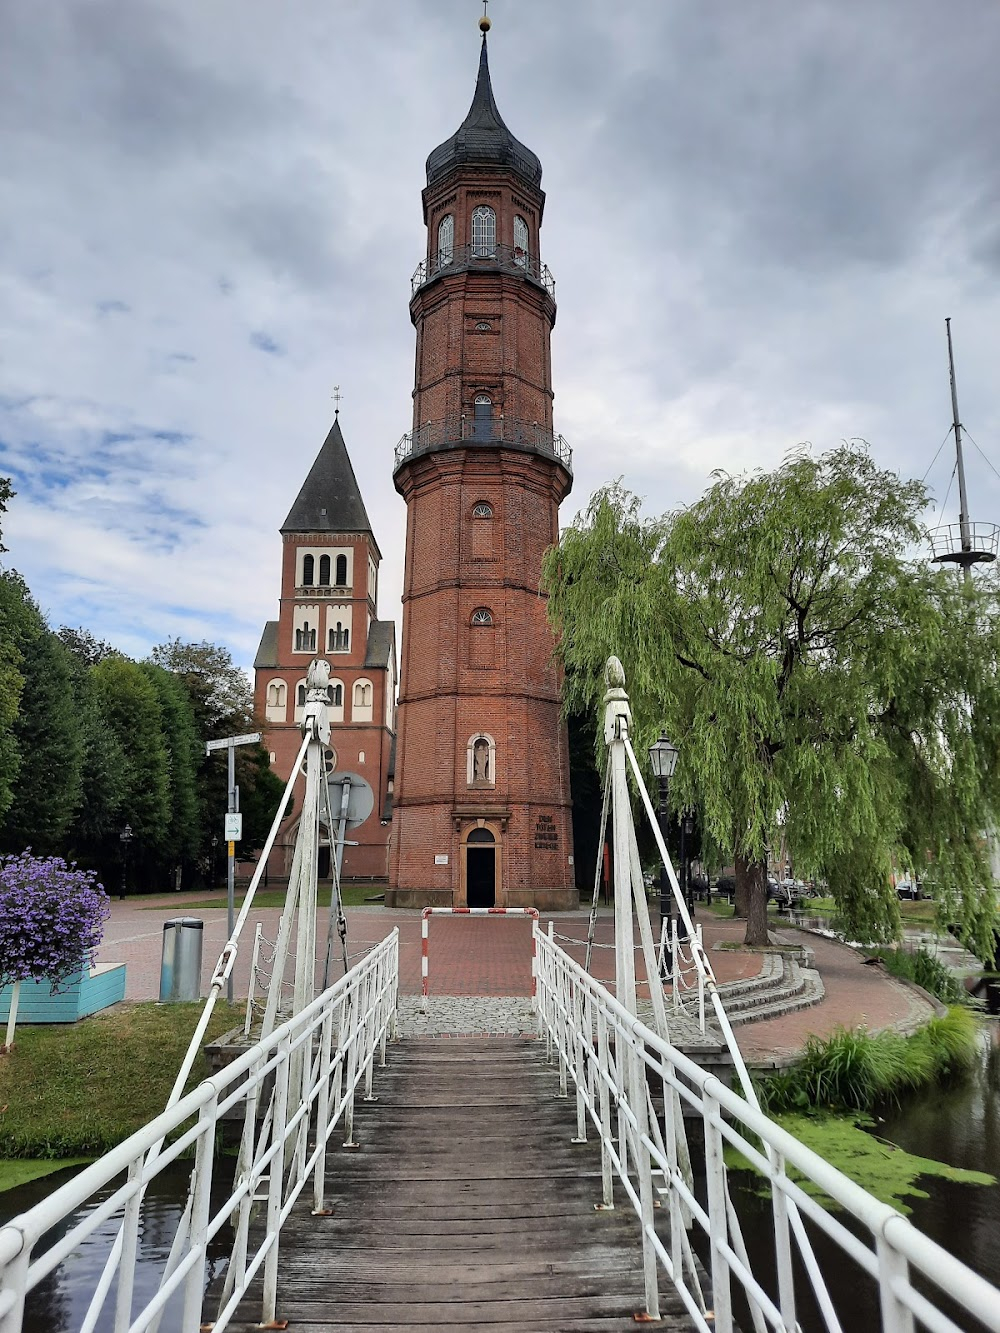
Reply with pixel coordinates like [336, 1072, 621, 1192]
[534, 925, 1000, 1333]
[411, 242, 556, 299]
[0, 930, 400, 1333]
[928, 521, 999, 562]
[393, 415, 572, 473]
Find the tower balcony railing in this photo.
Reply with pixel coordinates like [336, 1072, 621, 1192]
[394, 415, 572, 474]
[929, 522, 999, 565]
[411, 243, 556, 300]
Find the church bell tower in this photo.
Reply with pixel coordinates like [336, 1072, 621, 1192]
[387, 19, 577, 910]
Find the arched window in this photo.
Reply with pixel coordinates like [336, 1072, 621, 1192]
[471, 607, 493, 626]
[266, 681, 285, 708]
[329, 622, 349, 652]
[472, 502, 493, 519]
[437, 213, 454, 267]
[471, 205, 496, 257]
[295, 621, 316, 652]
[296, 682, 307, 707]
[354, 681, 372, 706]
[302, 554, 315, 586]
[335, 554, 348, 585]
[327, 683, 343, 707]
[318, 554, 331, 585]
[472, 394, 493, 442]
[513, 215, 529, 267]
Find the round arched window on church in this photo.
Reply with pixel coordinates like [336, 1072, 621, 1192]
[471, 608, 493, 626]
[471, 205, 496, 258]
[472, 502, 493, 519]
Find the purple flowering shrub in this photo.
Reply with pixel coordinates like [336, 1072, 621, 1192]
[0, 853, 111, 992]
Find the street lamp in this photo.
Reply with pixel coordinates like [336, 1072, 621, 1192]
[210, 834, 218, 886]
[648, 734, 679, 974]
[119, 823, 133, 901]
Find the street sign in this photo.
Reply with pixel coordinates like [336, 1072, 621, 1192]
[224, 813, 243, 841]
[325, 772, 375, 829]
[205, 732, 261, 754]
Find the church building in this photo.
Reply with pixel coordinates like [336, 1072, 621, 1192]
[387, 20, 577, 910]
[254, 415, 396, 881]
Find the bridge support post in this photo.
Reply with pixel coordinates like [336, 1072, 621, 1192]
[261, 1029, 293, 1329]
[703, 1087, 734, 1333]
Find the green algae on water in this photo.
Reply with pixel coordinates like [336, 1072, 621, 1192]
[724, 1113, 996, 1215]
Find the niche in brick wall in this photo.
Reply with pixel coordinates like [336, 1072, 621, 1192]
[469, 501, 496, 561]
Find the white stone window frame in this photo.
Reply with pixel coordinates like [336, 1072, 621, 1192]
[437, 213, 454, 267]
[293, 678, 308, 722]
[513, 214, 529, 267]
[293, 605, 319, 654]
[327, 678, 345, 723]
[352, 677, 374, 722]
[471, 205, 496, 257]
[265, 678, 287, 723]
[466, 733, 497, 787]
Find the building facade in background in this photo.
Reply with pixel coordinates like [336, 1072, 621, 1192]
[387, 31, 576, 910]
[254, 416, 396, 881]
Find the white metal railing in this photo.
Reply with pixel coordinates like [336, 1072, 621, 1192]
[0, 929, 399, 1333]
[534, 925, 1000, 1333]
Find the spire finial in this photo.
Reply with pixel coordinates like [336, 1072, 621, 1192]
[331, 384, 342, 417]
[479, 0, 491, 34]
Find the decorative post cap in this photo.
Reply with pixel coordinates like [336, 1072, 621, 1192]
[603, 655, 631, 744]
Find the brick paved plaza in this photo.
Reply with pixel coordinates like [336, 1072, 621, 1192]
[97, 891, 936, 1059]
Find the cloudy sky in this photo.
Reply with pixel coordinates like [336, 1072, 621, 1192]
[2, 0, 999, 671]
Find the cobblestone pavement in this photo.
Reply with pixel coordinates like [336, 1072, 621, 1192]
[97, 893, 936, 1061]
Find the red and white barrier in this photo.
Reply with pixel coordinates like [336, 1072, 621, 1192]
[420, 906, 540, 1011]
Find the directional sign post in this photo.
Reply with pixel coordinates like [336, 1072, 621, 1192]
[205, 731, 262, 1000]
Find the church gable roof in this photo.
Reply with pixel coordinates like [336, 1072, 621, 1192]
[280, 417, 373, 536]
[365, 619, 396, 670]
[254, 620, 279, 670]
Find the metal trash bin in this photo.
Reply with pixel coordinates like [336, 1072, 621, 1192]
[159, 918, 204, 1002]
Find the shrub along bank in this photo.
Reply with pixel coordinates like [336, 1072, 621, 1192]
[756, 1007, 980, 1115]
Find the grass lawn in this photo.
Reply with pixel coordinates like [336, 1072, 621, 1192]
[145, 882, 384, 911]
[0, 1158, 93, 1194]
[0, 1001, 243, 1159]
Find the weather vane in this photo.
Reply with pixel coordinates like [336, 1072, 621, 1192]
[480, 0, 491, 33]
[332, 385, 342, 416]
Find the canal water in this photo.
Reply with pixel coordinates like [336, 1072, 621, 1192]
[0, 1160, 234, 1333]
[722, 1019, 1000, 1331]
[2, 1027, 998, 1331]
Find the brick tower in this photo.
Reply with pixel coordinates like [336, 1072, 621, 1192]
[254, 415, 397, 882]
[387, 25, 576, 910]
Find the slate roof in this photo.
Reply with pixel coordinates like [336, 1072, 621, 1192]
[426, 35, 542, 190]
[281, 417, 373, 536]
[365, 619, 396, 670]
[254, 620, 279, 670]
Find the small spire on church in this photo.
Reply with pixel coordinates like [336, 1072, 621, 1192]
[332, 384, 342, 417]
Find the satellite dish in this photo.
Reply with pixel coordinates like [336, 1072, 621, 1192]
[324, 771, 375, 829]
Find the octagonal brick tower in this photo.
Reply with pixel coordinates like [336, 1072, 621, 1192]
[387, 30, 577, 911]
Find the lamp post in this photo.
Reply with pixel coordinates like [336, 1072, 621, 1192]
[680, 809, 695, 935]
[210, 834, 218, 886]
[648, 734, 679, 975]
[119, 823, 133, 901]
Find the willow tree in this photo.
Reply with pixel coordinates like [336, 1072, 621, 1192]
[542, 444, 1000, 951]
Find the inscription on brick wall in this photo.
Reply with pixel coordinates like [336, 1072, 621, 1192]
[534, 814, 558, 851]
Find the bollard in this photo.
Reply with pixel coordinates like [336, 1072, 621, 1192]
[159, 918, 204, 1002]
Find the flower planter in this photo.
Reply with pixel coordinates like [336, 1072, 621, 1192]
[0, 963, 126, 1024]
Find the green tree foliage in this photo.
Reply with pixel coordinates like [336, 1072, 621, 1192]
[0, 574, 83, 852]
[149, 638, 253, 735]
[140, 663, 202, 872]
[89, 657, 171, 883]
[541, 444, 1000, 952]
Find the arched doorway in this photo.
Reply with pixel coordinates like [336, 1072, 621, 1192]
[465, 826, 496, 908]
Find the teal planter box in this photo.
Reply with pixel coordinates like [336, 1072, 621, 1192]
[0, 963, 127, 1024]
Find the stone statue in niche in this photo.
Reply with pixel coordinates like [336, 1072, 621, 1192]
[473, 738, 490, 783]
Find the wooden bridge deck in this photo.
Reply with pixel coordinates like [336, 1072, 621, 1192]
[217, 1036, 700, 1331]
